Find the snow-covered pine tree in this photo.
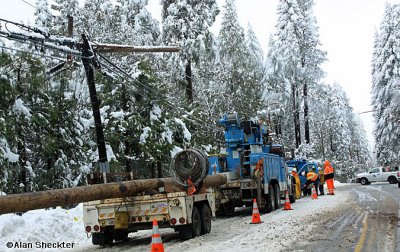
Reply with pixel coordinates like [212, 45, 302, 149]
[218, 0, 259, 117]
[161, 0, 219, 103]
[34, 0, 52, 34]
[372, 3, 400, 165]
[266, 0, 303, 149]
[266, 0, 326, 151]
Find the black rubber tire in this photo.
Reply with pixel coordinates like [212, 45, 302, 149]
[92, 227, 114, 246]
[388, 176, 397, 184]
[191, 206, 202, 237]
[221, 201, 235, 216]
[114, 230, 128, 242]
[398, 181, 400, 188]
[178, 206, 202, 239]
[289, 184, 296, 204]
[265, 184, 275, 213]
[274, 183, 281, 209]
[360, 178, 368, 185]
[200, 204, 212, 235]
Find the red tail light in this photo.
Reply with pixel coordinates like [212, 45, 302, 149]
[170, 218, 177, 225]
[138, 216, 142, 222]
[85, 226, 91, 232]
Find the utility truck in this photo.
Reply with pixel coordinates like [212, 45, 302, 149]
[208, 113, 295, 215]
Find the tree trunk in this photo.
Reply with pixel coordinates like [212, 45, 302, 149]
[121, 82, 131, 173]
[304, 81, 310, 144]
[292, 81, 301, 148]
[0, 175, 227, 214]
[185, 60, 193, 103]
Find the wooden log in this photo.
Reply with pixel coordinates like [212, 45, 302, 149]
[0, 175, 226, 215]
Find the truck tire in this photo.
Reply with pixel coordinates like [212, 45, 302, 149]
[221, 201, 235, 216]
[200, 204, 212, 235]
[265, 184, 275, 213]
[178, 206, 202, 239]
[273, 183, 281, 209]
[388, 176, 397, 184]
[398, 181, 400, 188]
[289, 184, 296, 204]
[360, 178, 369, 185]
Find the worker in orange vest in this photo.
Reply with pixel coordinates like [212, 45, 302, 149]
[303, 169, 319, 195]
[324, 160, 335, 195]
[291, 168, 301, 199]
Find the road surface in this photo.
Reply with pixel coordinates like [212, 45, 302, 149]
[295, 183, 399, 252]
[75, 183, 400, 252]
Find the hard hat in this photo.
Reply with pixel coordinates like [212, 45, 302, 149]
[292, 168, 297, 173]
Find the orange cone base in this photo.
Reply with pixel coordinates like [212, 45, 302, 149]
[251, 214, 263, 224]
[283, 202, 293, 210]
[151, 244, 164, 252]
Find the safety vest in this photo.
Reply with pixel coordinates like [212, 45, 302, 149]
[307, 171, 318, 182]
[324, 165, 334, 174]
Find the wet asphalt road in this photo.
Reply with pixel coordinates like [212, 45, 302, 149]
[295, 182, 400, 252]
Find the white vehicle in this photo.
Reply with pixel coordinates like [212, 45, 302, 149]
[83, 189, 216, 245]
[356, 167, 398, 185]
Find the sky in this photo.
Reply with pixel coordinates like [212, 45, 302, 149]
[0, 0, 394, 150]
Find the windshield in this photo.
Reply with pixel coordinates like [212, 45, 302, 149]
[369, 168, 380, 173]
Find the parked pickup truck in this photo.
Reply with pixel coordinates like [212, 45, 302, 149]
[356, 167, 399, 185]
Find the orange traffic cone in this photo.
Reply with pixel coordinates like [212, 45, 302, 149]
[250, 198, 262, 224]
[150, 220, 164, 252]
[283, 191, 293, 210]
[311, 186, 318, 200]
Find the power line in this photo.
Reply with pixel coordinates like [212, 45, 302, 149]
[20, 0, 54, 19]
[0, 45, 69, 61]
[0, 18, 222, 134]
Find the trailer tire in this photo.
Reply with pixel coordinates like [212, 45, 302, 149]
[92, 227, 113, 246]
[114, 230, 128, 242]
[178, 206, 202, 239]
[274, 183, 281, 209]
[200, 204, 212, 235]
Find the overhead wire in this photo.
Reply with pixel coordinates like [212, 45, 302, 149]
[96, 53, 222, 133]
[1, 17, 222, 134]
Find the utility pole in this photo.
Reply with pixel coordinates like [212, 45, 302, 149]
[81, 34, 110, 180]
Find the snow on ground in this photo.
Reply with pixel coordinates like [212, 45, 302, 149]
[0, 204, 91, 251]
[0, 182, 349, 252]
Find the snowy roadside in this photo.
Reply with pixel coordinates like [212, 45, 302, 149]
[0, 204, 91, 252]
[0, 182, 349, 252]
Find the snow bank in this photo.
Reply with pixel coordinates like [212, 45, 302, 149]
[0, 204, 91, 251]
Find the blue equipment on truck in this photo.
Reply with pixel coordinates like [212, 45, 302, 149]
[208, 113, 295, 215]
[286, 159, 319, 195]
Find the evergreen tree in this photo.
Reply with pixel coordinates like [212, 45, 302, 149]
[372, 3, 400, 165]
[161, 0, 219, 103]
